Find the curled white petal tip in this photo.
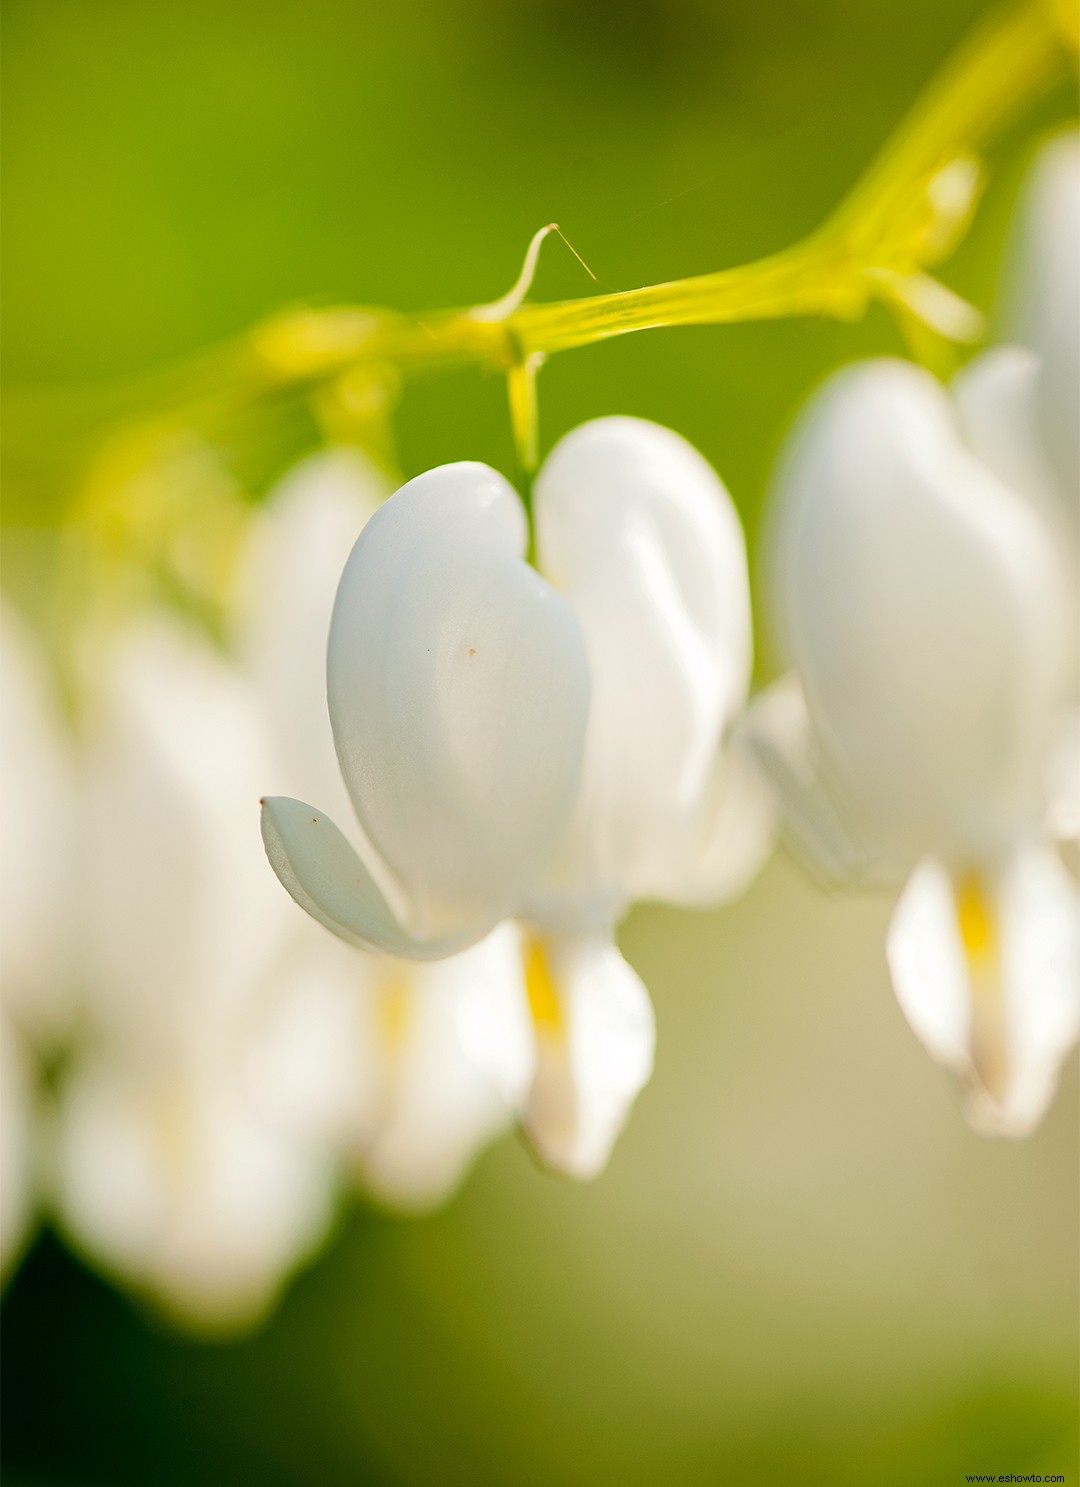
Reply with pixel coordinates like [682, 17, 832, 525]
[260, 795, 483, 960]
[887, 848, 1080, 1137]
[519, 932, 655, 1181]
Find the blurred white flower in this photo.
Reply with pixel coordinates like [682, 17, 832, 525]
[753, 358, 1078, 1135]
[245, 920, 533, 1211]
[52, 616, 340, 1330]
[263, 418, 769, 1177]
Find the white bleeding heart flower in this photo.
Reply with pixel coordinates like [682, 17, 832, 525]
[752, 357, 1079, 1136]
[238, 452, 535, 1206]
[262, 418, 768, 1178]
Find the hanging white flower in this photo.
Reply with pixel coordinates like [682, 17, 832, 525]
[237, 450, 535, 1208]
[752, 357, 1079, 1135]
[262, 418, 769, 1177]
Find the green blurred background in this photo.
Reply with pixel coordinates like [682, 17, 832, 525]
[2, 0, 1077, 1482]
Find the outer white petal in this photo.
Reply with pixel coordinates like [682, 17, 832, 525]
[1, 1018, 34, 1283]
[953, 348, 1068, 546]
[261, 796, 482, 959]
[327, 462, 589, 943]
[236, 447, 383, 815]
[353, 923, 534, 1209]
[519, 931, 655, 1181]
[53, 1058, 336, 1332]
[531, 417, 755, 918]
[887, 847, 1080, 1137]
[0, 602, 76, 1044]
[954, 348, 1080, 676]
[1010, 132, 1080, 514]
[78, 618, 288, 1058]
[770, 360, 1070, 869]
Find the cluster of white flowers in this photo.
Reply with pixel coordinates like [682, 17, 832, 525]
[1, 133, 1076, 1332]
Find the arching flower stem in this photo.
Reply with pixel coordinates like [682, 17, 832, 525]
[252, 2, 1071, 385]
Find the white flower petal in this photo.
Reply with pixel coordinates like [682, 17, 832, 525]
[770, 359, 1070, 869]
[532, 417, 754, 916]
[887, 847, 1080, 1136]
[1010, 131, 1080, 513]
[261, 795, 480, 959]
[328, 462, 590, 942]
[953, 347, 1064, 536]
[519, 930, 655, 1181]
[953, 347, 1080, 680]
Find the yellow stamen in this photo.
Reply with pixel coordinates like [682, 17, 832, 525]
[524, 936, 562, 1038]
[954, 870, 1008, 1100]
[377, 973, 412, 1055]
[955, 872, 997, 962]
